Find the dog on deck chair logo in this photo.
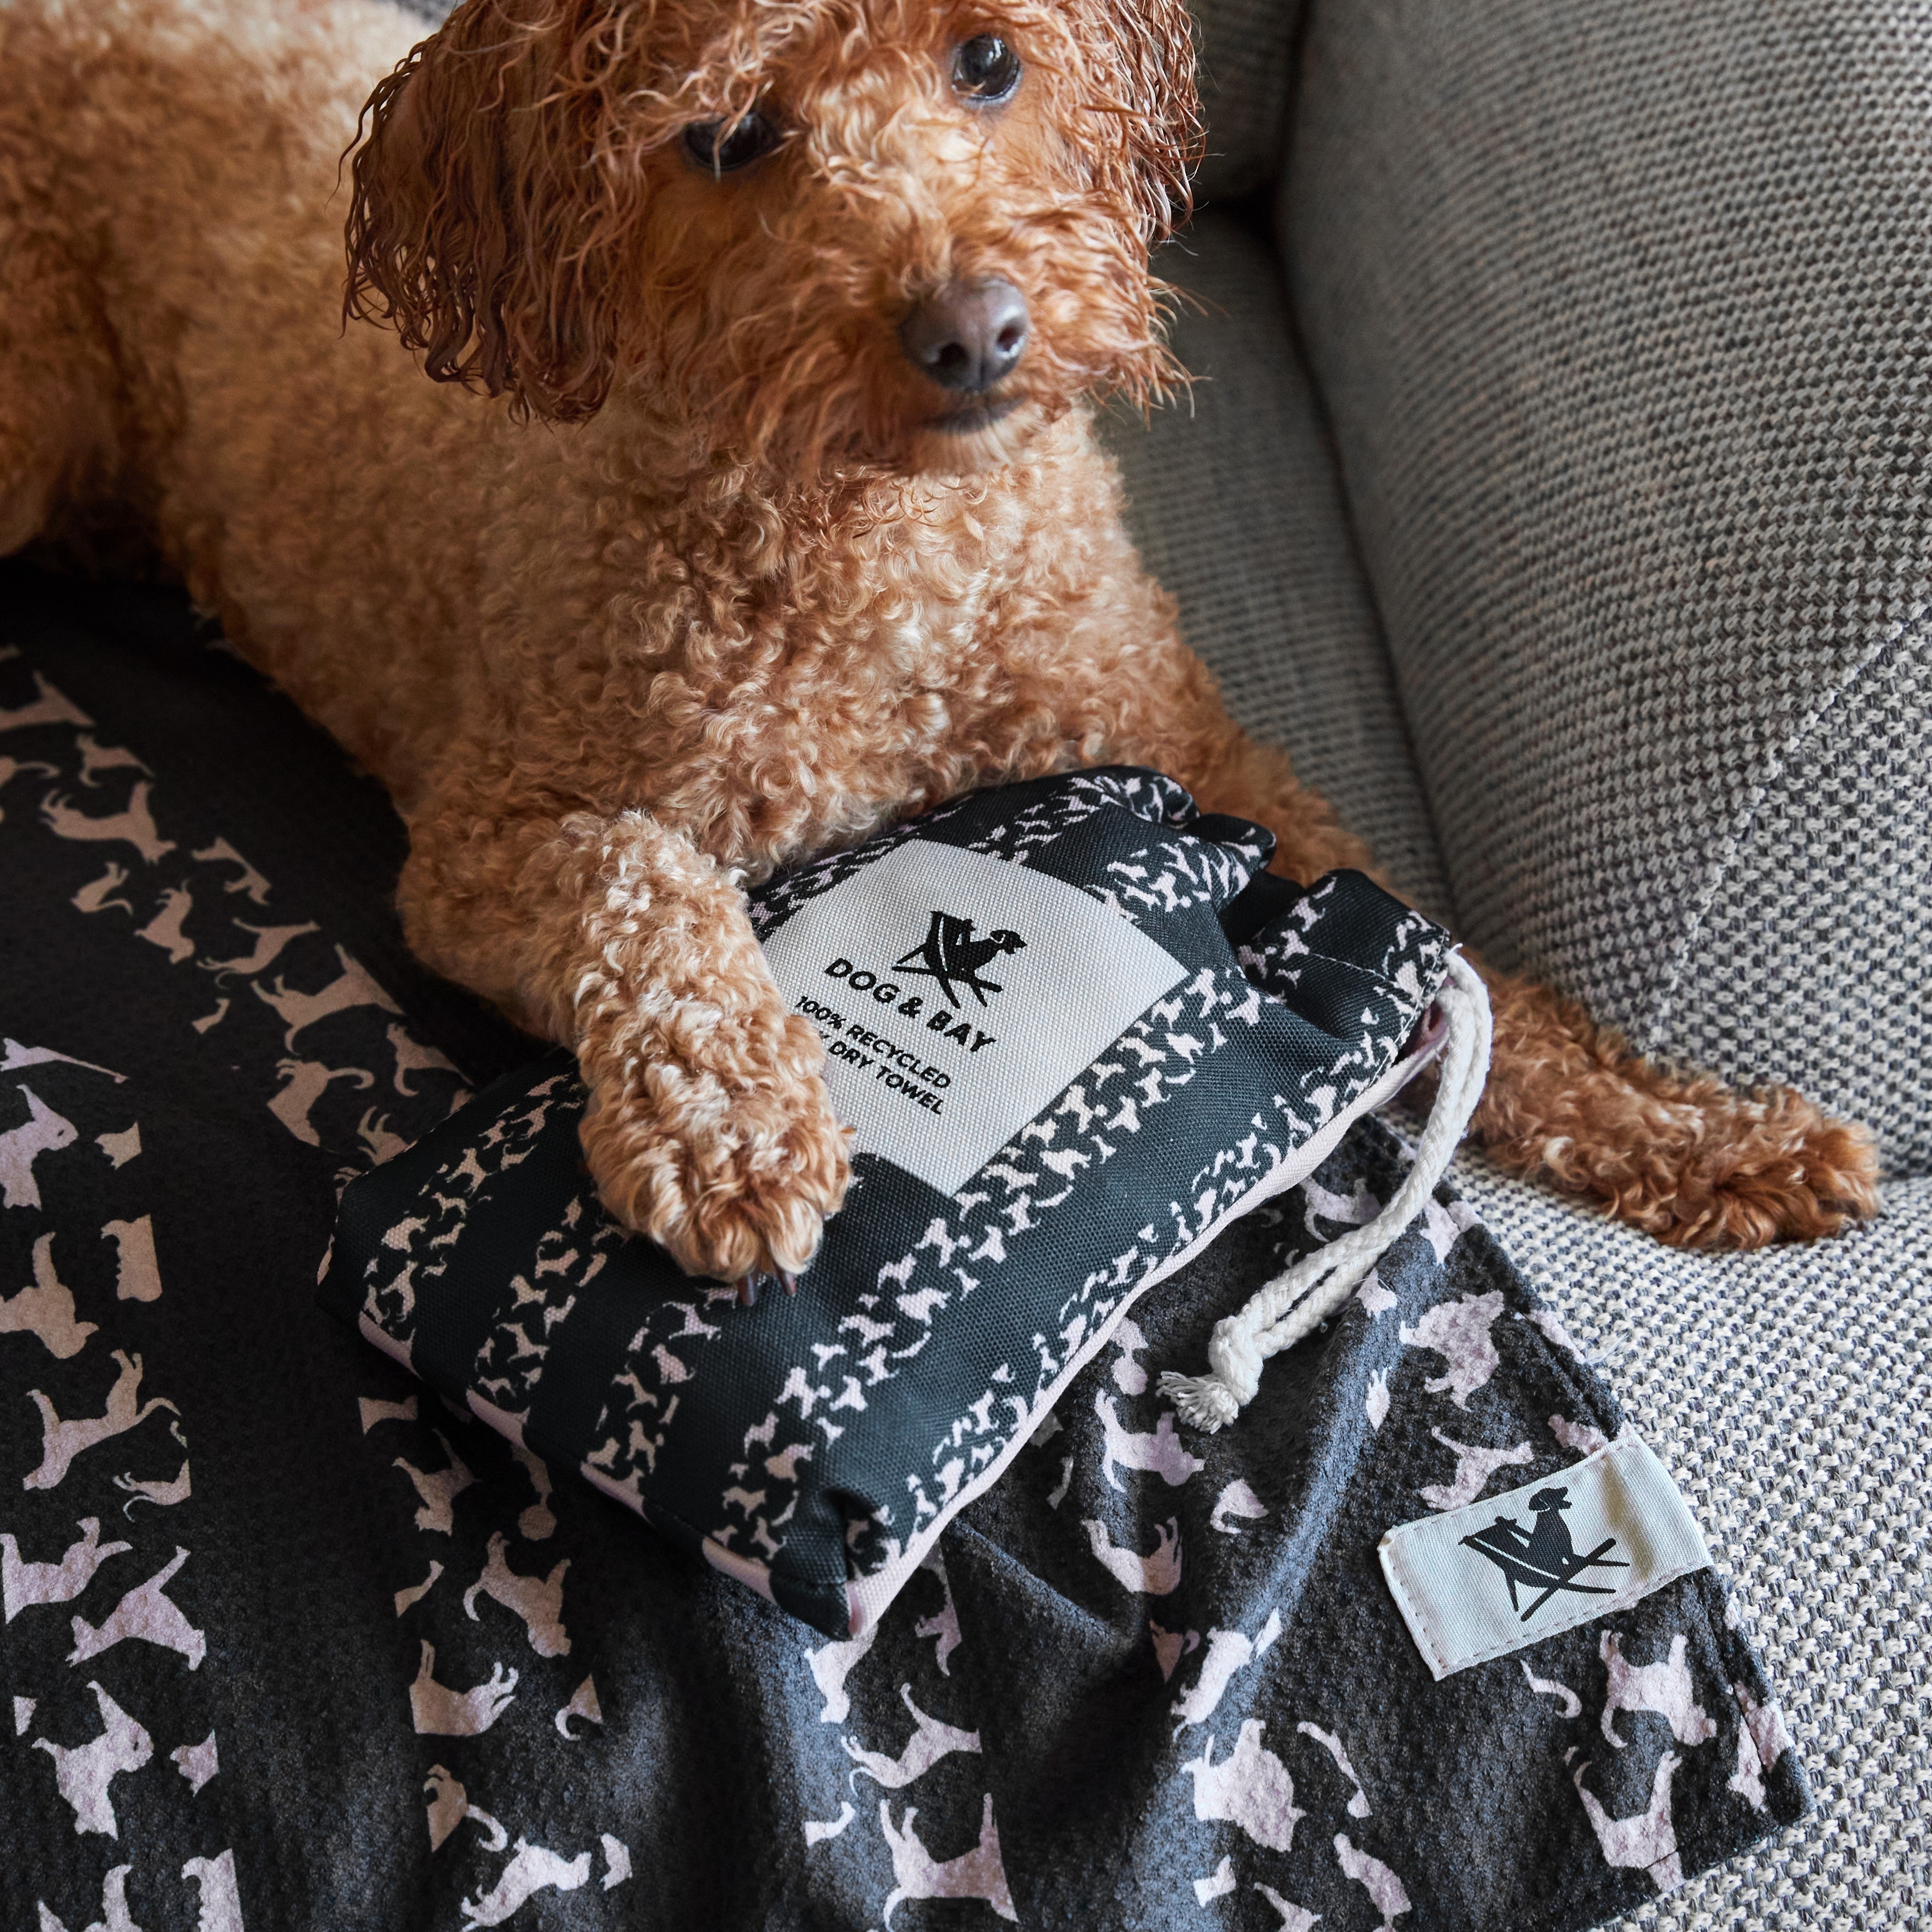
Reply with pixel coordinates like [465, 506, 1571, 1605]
[895, 911, 1025, 1010]
[0, 0, 1877, 1295]
[1462, 1488, 1630, 1625]
[825, 904, 1023, 1041]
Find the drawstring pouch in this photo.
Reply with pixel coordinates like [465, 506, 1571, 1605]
[323, 767, 1463, 1638]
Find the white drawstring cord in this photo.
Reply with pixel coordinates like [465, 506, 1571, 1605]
[1157, 951, 1492, 1434]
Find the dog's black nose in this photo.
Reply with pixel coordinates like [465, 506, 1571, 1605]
[900, 279, 1028, 393]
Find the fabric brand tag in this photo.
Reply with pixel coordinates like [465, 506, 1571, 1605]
[760, 840, 1186, 1194]
[1379, 1436, 1712, 1681]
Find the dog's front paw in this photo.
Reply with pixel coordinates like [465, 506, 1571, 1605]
[1629, 1085, 1882, 1250]
[579, 1008, 852, 1281]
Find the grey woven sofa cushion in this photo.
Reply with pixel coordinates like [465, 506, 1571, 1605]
[1101, 210, 1453, 920]
[1451, 1159, 1932, 1932]
[1282, 0, 1932, 1172]
[1190, 0, 1303, 203]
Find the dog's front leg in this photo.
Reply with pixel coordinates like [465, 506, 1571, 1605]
[1104, 654, 1881, 1248]
[399, 786, 850, 1282]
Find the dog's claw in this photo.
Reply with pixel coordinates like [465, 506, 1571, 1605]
[735, 1269, 796, 1307]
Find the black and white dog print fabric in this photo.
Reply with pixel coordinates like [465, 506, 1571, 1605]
[2, 568, 1807, 1932]
[324, 769, 1455, 1639]
[0, 569, 576, 1932]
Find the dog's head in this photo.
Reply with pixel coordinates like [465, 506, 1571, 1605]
[344, 0, 1199, 478]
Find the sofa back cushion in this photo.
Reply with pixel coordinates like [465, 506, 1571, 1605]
[1190, 0, 1303, 202]
[1283, 0, 1932, 1170]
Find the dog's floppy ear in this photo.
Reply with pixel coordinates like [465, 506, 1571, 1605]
[344, 0, 631, 424]
[1089, 0, 1203, 245]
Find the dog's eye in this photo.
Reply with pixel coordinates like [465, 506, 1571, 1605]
[952, 34, 1022, 105]
[683, 110, 780, 175]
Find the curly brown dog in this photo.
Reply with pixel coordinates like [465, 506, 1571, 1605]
[0, 0, 1880, 1283]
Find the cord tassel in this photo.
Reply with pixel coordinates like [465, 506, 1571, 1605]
[1158, 951, 1492, 1433]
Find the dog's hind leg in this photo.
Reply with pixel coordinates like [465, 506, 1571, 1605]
[0, 305, 123, 560]
[1470, 968, 1880, 1250]
[1203, 728, 1880, 1244]
[0, 238, 122, 560]
[1102, 636, 1880, 1250]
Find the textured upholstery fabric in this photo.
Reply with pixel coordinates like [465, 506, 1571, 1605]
[1189, 0, 1303, 203]
[1649, 627, 1932, 1180]
[1454, 1157, 1932, 1932]
[1100, 212, 1454, 921]
[1282, 0, 1932, 1172]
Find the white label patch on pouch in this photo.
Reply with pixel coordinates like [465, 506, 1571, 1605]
[761, 840, 1188, 1195]
[1379, 1437, 1713, 1681]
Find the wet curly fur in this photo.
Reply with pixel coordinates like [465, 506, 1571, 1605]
[0, 0, 1879, 1280]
